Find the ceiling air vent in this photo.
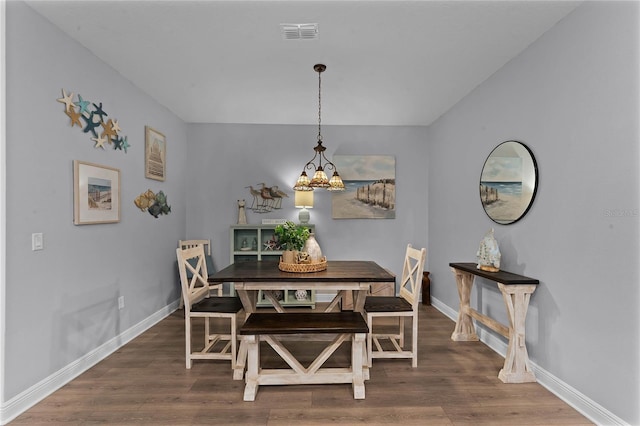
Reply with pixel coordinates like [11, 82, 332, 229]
[280, 23, 318, 40]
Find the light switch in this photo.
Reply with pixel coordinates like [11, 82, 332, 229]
[32, 233, 44, 251]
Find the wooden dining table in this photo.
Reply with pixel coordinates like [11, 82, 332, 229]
[209, 260, 395, 314]
[208, 260, 395, 380]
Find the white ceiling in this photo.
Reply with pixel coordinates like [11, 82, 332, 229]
[26, 0, 581, 126]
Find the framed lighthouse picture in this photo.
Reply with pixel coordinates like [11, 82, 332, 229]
[145, 126, 166, 181]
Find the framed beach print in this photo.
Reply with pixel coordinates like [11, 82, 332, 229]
[332, 155, 396, 219]
[145, 126, 166, 181]
[73, 160, 121, 225]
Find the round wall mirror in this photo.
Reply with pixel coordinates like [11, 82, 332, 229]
[479, 140, 538, 225]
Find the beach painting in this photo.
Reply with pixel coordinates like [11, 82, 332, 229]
[332, 155, 395, 219]
[87, 177, 112, 210]
[73, 160, 121, 225]
[480, 156, 532, 224]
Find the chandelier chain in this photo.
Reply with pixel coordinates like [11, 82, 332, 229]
[317, 69, 322, 142]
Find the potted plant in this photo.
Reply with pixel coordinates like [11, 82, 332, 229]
[274, 221, 310, 263]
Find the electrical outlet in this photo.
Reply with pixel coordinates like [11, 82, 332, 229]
[118, 296, 125, 310]
[32, 233, 44, 251]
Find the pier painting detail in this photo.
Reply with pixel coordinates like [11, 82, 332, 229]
[73, 160, 120, 225]
[480, 155, 529, 223]
[87, 177, 112, 210]
[332, 155, 395, 219]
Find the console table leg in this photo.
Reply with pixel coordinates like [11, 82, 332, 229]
[498, 283, 537, 383]
[450, 269, 479, 341]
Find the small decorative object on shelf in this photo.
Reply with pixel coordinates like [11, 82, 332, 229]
[252, 237, 258, 251]
[237, 199, 247, 224]
[246, 183, 288, 213]
[477, 228, 501, 272]
[295, 289, 308, 301]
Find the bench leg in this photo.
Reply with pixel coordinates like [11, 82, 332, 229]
[243, 335, 260, 401]
[234, 336, 248, 380]
[352, 333, 366, 399]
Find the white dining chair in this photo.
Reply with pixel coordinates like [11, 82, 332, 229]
[364, 244, 426, 367]
[176, 245, 243, 369]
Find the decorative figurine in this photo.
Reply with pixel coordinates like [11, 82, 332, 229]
[245, 183, 288, 213]
[296, 251, 312, 264]
[237, 199, 247, 224]
[476, 228, 501, 272]
[295, 289, 308, 301]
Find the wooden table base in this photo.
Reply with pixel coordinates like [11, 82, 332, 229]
[243, 333, 367, 401]
[450, 264, 538, 384]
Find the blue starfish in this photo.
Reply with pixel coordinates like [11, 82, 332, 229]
[82, 112, 100, 137]
[113, 136, 123, 150]
[75, 94, 90, 116]
[121, 136, 130, 153]
[92, 102, 108, 122]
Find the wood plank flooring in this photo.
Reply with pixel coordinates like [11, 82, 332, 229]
[12, 305, 593, 425]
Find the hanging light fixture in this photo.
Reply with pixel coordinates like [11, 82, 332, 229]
[293, 64, 345, 192]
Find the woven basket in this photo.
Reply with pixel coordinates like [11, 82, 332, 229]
[279, 256, 327, 273]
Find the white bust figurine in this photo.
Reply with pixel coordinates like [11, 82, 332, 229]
[476, 228, 501, 272]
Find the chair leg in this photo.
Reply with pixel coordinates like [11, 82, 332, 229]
[412, 314, 418, 368]
[185, 315, 192, 369]
[367, 313, 373, 368]
[399, 316, 405, 347]
[205, 317, 210, 346]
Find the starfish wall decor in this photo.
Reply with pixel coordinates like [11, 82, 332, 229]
[57, 88, 130, 153]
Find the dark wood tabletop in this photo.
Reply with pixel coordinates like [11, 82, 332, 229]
[449, 262, 539, 285]
[209, 260, 395, 283]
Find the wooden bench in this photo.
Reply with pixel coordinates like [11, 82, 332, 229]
[239, 312, 369, 401]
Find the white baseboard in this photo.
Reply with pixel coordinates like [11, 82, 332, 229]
[0, 301, 179, 425]
[430, 297, 627, 426]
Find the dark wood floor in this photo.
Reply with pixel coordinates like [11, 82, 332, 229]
[12, 304, 593, 425]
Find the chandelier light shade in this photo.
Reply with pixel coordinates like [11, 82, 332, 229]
[293, 64, 345, 192]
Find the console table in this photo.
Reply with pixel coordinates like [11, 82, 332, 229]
[449, 262, 539, 383]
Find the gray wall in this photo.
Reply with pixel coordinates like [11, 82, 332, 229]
[186, 124, 429, 282]
[4, 2, 188, 401]
[428, 2, 639, 424]
[2, 1, 639, 425]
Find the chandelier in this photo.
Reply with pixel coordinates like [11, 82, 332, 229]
[293, 64, 345, 191]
